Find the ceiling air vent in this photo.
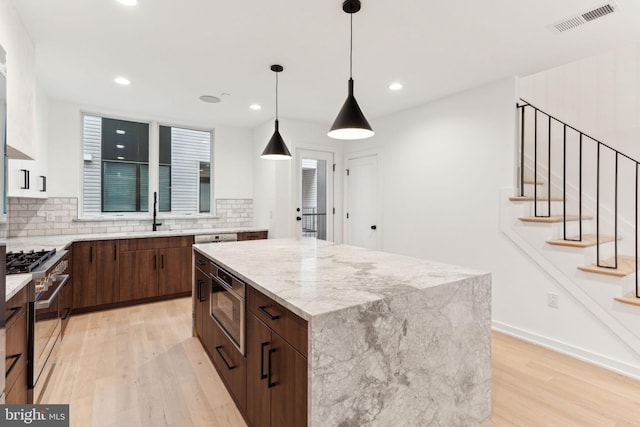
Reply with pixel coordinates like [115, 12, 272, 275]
[551, 3, 617, 33]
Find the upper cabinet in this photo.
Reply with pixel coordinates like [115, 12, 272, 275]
[7, 82, 48, 198]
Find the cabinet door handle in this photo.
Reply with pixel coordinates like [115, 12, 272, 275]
[215, 346, 236, 370]
[89, 246, 93, 263]
[113, 244, 117, 260]
[6, 353, 21, 377]
[267, 348, 277, 388]
[197, 279, 204, 302]
[260, 342, 269, 380]
[5, 306, 22, 324]
[40, 175, 47, 192]
[258, 305, 280, 321]
[161, 254, 164, 269]
[20, 169, 30, 190]
[153, 255, 157, 270]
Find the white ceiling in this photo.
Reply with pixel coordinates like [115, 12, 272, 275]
[10, 0, 640, 129]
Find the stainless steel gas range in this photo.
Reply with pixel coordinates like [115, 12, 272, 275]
[6, 248, 71, 403]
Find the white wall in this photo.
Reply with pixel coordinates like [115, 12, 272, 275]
[46, 99, 254, 202]
[344, 78, 640, 373]
[252, 118, 344, 241]
[0, 0, 36, 159]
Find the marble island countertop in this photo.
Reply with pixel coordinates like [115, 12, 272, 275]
[194, 238, 492, 426]
[194, 237, 489, 320]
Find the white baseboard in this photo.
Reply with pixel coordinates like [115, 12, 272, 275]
[492, 320, 640, 380]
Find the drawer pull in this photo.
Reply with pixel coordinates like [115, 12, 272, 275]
[5, 353, 21, 378]
[260, 342, 269, 380]
[215, 345, 236, 370]
[258, 305, 280, 321]
[267, 348, 277, 388]
[5, 306, 22, 324]
[197, 279, 204, 302]
[197, 259, 205, 266]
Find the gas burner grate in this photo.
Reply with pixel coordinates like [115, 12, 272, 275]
[6, 248, 57, 274]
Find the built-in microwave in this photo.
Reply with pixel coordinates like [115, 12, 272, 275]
[210, 262, 245, 355]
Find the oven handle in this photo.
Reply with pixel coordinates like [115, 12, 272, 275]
[210, 274, 244, 300]
[35, 274, 69, 310]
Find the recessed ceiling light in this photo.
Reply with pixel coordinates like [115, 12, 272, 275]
[114, 76, 131, 85]
[250, 104, 262, 111]
[116, 130, 126, 135]
[117, 156, 125, 160]
[389, 82, 403, 91]
[116, 0, 137, 6]
[116, 144, 125, 149]
[199, 95, 221, 103]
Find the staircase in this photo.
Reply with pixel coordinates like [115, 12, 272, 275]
[501, 99, 640, 357]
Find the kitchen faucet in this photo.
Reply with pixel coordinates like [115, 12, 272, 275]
[152, 191, 162, 231]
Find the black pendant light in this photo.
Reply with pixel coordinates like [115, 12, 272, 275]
[328, 0, 374, 140]
[261, 64, 292, 160]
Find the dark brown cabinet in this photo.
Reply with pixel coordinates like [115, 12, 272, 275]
[210, 319, 246, 412]
[72, 240, 119, 308]
[5, 283, 29, 404]
[194, 262, 210, 341]
[246, 287, 307, 427]
[119, 236, 193, 302]
[237, 231, 268, 241]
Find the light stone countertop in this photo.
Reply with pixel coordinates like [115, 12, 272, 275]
[5, 226, 267, 301]
[7, 227, 268, 252]
[6, 273, 32, 301]
[194, 237, 490, 320]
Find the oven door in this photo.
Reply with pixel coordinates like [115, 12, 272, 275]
[210, 274, 245, 355]
[32, 274, 66, 392]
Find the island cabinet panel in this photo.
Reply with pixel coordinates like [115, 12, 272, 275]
[210, 320, 246, 412]
[247, 287, 307, 357]
[72, 241, 97, 308]
[246, 287, 308, 427]
[194, 265, 210, 340]
[119, 249, 158, 301]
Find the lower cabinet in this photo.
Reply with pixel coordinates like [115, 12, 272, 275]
[119, 249, 158, 300]
[210, 319, 246, 413]
[194, 264, 210, 340]
[5, 284, 29, 404]
[246, 303, 307, 427]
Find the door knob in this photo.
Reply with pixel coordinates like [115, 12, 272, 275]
[371, 225, 377, 230]
[296, 216, 302, 221]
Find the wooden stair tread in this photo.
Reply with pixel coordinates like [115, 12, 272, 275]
[518, 215, 593, 223]
[578, 256, 637, 277]
[510, 196, 564, 202]
[614, 293, 640, 307]
[547, 234, 619, 248]
[523, 180, 544, 185]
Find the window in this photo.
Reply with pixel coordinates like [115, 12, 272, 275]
[82, 115, 213, 216]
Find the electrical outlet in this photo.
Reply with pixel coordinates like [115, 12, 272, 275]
[46, 212, 55, 222]
[547, 293, 559, 309]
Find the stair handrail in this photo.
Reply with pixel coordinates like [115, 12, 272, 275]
[517, 98, 639, 299]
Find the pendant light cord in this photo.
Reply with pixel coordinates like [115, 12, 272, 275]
[349, 13, 353, 79]
[275, 71, 279, 120]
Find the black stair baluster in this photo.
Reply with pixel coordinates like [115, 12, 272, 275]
[597, 143, 601, 267]
[579, 133, 583, 241]
[534, 108, 538, 216]
[520, 104, 525, 197]
[548, 114, 552, 218]
[636, 163, 639, 298]
[615, 152, 619, 270]
[563, 124, 567, 240]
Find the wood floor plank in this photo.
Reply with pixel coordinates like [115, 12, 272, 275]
[42, 298, 640, 426]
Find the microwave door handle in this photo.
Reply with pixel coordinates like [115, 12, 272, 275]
[35, 274, 69, 309]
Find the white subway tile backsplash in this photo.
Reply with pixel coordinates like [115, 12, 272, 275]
[8, 197, 254, 237]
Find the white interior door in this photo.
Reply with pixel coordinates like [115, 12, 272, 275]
[295, 149, 334, 241]
[346, 153, 380, 250]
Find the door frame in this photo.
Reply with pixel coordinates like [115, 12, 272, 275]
[294, 148, 336, 241]
[344, 149, 383, 250]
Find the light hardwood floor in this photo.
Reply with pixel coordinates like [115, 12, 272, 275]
[42, 298, 640, 426]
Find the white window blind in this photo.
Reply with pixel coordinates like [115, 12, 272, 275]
[170, 127, 211, 214]
[83, 115, 102, 215]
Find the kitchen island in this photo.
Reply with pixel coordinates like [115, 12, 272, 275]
[194, 238, 491, 426]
